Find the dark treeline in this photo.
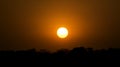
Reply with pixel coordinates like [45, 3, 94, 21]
[0, 47, 120, 66]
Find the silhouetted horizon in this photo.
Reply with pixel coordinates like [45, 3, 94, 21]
[0, 46, 120, 65]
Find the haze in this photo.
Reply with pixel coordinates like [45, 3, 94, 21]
[0, 0, 120, 52]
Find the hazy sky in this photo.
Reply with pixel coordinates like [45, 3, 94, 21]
[0, 0, 120, 51]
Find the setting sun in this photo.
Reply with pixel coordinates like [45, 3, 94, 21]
[57, 27, 68, 38]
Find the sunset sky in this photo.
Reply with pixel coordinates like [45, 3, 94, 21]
[0, 0, 120, 52]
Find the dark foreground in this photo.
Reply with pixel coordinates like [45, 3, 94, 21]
[0, 47, 120, 66]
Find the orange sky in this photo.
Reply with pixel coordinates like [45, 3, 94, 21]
[0, 0, 120, 52]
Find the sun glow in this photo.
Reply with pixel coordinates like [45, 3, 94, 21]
[57, 27, 68, 38]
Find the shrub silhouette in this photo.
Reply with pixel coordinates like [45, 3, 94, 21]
[0, 47, 120, 65]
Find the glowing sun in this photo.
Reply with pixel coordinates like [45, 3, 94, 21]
[57, 27, 68, 38]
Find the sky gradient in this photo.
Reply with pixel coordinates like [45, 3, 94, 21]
[0, 0, 120, 52]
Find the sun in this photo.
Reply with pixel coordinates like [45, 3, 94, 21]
[57, 27, 68, 38]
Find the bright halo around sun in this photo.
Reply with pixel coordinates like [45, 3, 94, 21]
[57, 27, 68, 38]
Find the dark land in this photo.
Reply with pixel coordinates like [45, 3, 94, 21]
[0, 47, 120, 66]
